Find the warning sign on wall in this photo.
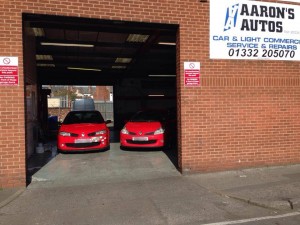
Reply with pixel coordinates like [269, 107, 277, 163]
[0, 57, 19, 86]
[184, 62, 200, 86]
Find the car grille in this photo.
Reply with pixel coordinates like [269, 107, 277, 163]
[66, 142, 100, 148]
[126, 140, 156, 144]
[128, 131, 155, 135]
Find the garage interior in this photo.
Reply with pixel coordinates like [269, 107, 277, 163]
[22, 13, 179, 183]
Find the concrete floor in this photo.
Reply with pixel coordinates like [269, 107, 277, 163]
[3, 149, 286, 225]
[28, 141, 180, 188]
[3, 133, 300, 225]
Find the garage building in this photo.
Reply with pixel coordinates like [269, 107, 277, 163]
[1, 0, 300, 188]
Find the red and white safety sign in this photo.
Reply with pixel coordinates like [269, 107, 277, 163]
[184, 62, 200, 87]
[0, 57, 19, 86]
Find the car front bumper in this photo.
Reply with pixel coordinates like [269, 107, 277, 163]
[120, 133, 164, 148]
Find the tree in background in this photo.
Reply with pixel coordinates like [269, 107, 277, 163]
[51, 86, 77, 107]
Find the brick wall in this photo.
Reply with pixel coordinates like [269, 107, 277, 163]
[0, 4, 26, 187]
[94, 86, 110, 101]
[1, 0, 300, 187]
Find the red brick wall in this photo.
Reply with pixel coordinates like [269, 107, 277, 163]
[1, 0, 300, 187]
[0, 4, 26, 187]
[94, 86, 110, 101]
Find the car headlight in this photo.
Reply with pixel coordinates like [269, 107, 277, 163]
[95, 130, 106, 135]
[121, 127, 129, 134]
[59, 131, 71, 136]
[154, 127, 164, 135]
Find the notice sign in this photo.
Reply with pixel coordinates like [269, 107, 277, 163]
[184, 62, 200, 86]
[0, 57, 19, 86]
[210, 0, 300, 61]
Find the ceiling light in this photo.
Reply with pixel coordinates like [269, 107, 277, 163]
[148, 74, 176, 77]
[115, 58, 132, 63]
[37, 63, 55, 67]
[112, 65, 127, 69]
[41, 42, 94, 48]
[32, 28, 45, 37]
[158, 42, 176, 46]
[127, 34, 149, 43]
[67, 67, 101, 72]
[148, 94, 165, 97]
[36, 55, 53, 60]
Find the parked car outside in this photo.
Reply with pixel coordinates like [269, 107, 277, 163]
[120, 110, 166, 149]
[57, 110, 110, 152]
[71, 98, 95, 111]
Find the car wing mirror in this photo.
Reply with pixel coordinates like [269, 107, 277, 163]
[106, 120, 112, 124]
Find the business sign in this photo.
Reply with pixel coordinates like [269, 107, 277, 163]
[210, 0, 300, 61]
[184, 62, 200, 86]
[0, 57, 19, 86]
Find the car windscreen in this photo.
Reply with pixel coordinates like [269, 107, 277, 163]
[130, 111, 164, 122]
[63, 111, 105, 124]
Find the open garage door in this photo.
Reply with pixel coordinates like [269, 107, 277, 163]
[23, 13, 178, 184]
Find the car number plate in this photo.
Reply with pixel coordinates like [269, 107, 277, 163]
[132, 137, 148, 141]
[75, 139, 92, 143]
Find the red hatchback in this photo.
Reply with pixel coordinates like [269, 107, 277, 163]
[120, 110, 165, 149]
[57, 110, 110, 152]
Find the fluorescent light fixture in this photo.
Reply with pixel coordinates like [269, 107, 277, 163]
[67, 67, 101, 72]
[36, 55, 53, 60]
[37, 63, 55, 67]
[148, 74, 176, 77]
[32, 28, 45, 37]
[115, 58, 132, 63]
[158, 42, 176, 46]
[112, 65, 127, 69]
[41, 42, 94, 48]
[148, 94, 165, 97]
[127, 34, 149, 43]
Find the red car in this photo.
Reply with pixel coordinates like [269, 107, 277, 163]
[57, 110, 110, 152]
[120, 110, 165, 149]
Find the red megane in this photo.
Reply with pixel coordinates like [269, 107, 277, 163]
[120, 110, 165, 149]
[57, 110, 110, 152]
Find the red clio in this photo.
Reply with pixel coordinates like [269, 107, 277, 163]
[120, 110, 165, 149]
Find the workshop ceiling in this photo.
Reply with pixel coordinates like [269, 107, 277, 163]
[23, 14, 178, 85]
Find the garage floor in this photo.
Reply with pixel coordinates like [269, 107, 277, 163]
[28, 141, 180, 188]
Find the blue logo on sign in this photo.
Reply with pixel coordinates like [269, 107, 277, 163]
[224, 4, 239, 31]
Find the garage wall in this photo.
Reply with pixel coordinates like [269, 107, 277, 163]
[1, 0, 300, 187]
[24, 26, 39, 159]
[182, 68, 300, 172]
[0, 5, 26, 187]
